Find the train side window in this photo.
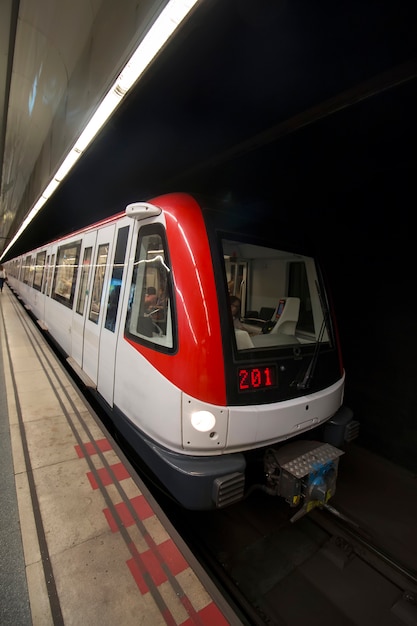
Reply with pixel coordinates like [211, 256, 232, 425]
[33, 250, 46, 291]
[29, 255, 36, 287]
[17, 258, 23, 282]
[125, 225, 175, 351]
[41, 255, 49, 294]
[76, 247, 92, 315]
[52, 241, 81, 308]
[88, 243, 109, 323]
[44, 253, 55, 297]
[105, 226, 129, 332]
[22, 255, 31, 284]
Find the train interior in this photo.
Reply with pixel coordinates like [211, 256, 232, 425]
[222, 239, 330, 351]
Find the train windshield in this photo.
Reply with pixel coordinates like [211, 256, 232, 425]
[222, 238, 331, 352]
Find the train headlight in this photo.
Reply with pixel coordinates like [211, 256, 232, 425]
[182, 394, 227, 449]
[191, 410, 216, 432]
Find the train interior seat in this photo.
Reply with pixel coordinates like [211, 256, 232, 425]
[235, 329, 254, 350]
[242, 307, 275, 329]
[259, 307, 275, 321]
[270, 297, 300, 335]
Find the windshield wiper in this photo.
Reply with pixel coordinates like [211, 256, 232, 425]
[292, 280, 331, 390]
[295, 318, 326, 389]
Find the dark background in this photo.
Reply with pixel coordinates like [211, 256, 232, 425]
[7, 0, 417, 471]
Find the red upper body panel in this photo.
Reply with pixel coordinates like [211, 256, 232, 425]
[126, 193, 227, 406]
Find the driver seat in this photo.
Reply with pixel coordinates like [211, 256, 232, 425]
[270, 297, 300, 335]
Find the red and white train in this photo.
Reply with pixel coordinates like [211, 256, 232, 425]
[5, 192, 357, 514]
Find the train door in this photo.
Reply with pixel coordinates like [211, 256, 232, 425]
[32, 249, 47, 324]
[82, 225, 115, 384]
[71, 231, 97, 367]
[43, 247, 56, 330]
[96, 222, 130, 406]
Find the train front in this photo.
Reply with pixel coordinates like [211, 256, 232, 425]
[124, 193, 357, 515]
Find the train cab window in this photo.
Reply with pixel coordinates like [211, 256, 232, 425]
[88, 243, 109, 323]
[125, 225, 174, 351]
[52, 241, 81, 308]
[76, 247, 92, 315]
[222, 238, 329, 351]
[33, 251, 46, 291]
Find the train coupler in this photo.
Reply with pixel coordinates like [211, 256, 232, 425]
[263, 440, 344, 522]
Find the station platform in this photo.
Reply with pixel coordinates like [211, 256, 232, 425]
[0, 284, 240, 626]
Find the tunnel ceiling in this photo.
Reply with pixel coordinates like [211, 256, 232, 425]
[1, 0, 417, 260]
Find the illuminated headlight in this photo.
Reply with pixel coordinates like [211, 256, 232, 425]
[191, 411, 216, 432]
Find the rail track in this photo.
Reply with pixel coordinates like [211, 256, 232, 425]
[157, 487, 417, 625]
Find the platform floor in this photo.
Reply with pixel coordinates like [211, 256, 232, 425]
[0, 285, 240, 626]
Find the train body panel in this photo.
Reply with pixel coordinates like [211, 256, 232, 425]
[46, 290, 73, 356]
[226, 376, 345, 450]
[114, 335, 183, 450]
[71, 230, 99, 370]
[81, 224, 114, 384]
[97, 218, 136, 406]
[125, 193, 227, 406]
[5, 192, 357, 512]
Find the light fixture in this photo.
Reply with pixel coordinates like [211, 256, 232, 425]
[1, 0, 201, 260]
[191, 410, 216, 433]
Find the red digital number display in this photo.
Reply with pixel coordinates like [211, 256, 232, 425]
[238, 365, 277, 391]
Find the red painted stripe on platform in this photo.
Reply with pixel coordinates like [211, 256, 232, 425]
[180, 602, 230, 625]
[127, 554, 149, 594]
[127, 543, 177, 625]
[74, 438, 112, 458]
[87, 462, 130, 489]
[78, 439, 230, 624]
[160, 607, 177, 626]
[103, 494, 154, 532]
[126, 538, 188, 592]
[128, 553, 229, 625]
[131, 493, 155, 520]
[158, 538, 189, 575]
[142, 539, 187, 586]
[177, 593, 200, 623]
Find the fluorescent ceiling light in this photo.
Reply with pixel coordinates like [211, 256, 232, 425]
[75, 90, 121, 152]
[42, 178, 60, 199]
[2, 0, 201, 260]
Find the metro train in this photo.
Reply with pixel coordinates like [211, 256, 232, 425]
[5, 192, 358, 516]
